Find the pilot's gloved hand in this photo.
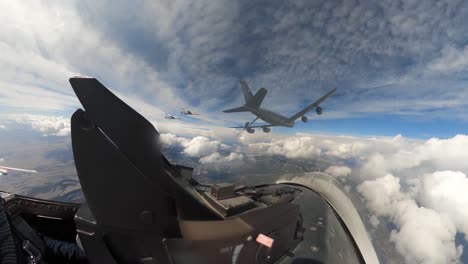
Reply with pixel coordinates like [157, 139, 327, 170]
[39, 234, 88, 264]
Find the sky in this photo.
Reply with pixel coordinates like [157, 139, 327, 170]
[2, 1, 468, 263]
[2, 0, 468, 138]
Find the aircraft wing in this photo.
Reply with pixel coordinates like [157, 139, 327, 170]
[0, 166, 37, 173]
[248, 124, 276, 128]
[223, 106, 248, 113]
[288, 87, 337, 121]
[229, 124, 276, 129]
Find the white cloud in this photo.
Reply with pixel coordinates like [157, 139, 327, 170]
[358, 135, 468, 180]
[243, 132, 468, 263]
[426, 45, 468, 74]
[390, 201, 462, 264]
[369, 215, 379, 228]
[247, 136, 321, 159]
[199, 152, 244, 164]
[419, 171, 468, 238]
[160, 132, 245, 164]
[324, 165, 352, 178]
[0, 125, 6, 130]
[198, 152, 222, 164]
[7, 114, 70, 136]
[0, 1, 189, 116]
[358, 174, 463, 264]
[181, 136, 221, 157]
[357, 174, 403, 216]
[246, 133, 414, 163]
[159, 133, 189, 146]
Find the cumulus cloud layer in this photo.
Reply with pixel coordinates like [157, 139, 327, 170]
[324, 165, 352, 178]
[7, 114, 70, 136]
[358, 174, 464, 264]
[420, 171, 468, 239]
[181, 136, 222, 157]
[252, 133, 468, 264]
[199, 152, 244, 164]
[160, 133, 244, 164]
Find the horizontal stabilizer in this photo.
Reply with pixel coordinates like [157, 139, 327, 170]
[223, 106, 248, 113]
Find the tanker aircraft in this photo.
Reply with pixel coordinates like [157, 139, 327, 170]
[223, 79, 336, 133]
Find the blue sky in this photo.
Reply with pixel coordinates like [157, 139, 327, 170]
[2, 0, 468, 139]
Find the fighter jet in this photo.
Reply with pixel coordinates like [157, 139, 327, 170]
[223, 79, 336, 133]
[180, 108, 199, 116]
[0, 165, 37, 175]
[164, 113, 180, 120]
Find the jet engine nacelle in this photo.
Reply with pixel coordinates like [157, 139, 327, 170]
[316, 106, 323, 115]
[263, 127, 271, 133]
[301, 116, 308, 123]
[247, 128, 255, 134]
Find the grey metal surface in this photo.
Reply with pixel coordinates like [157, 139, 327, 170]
[278, 174, 380, 264]
[278, 185, 363, 264]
